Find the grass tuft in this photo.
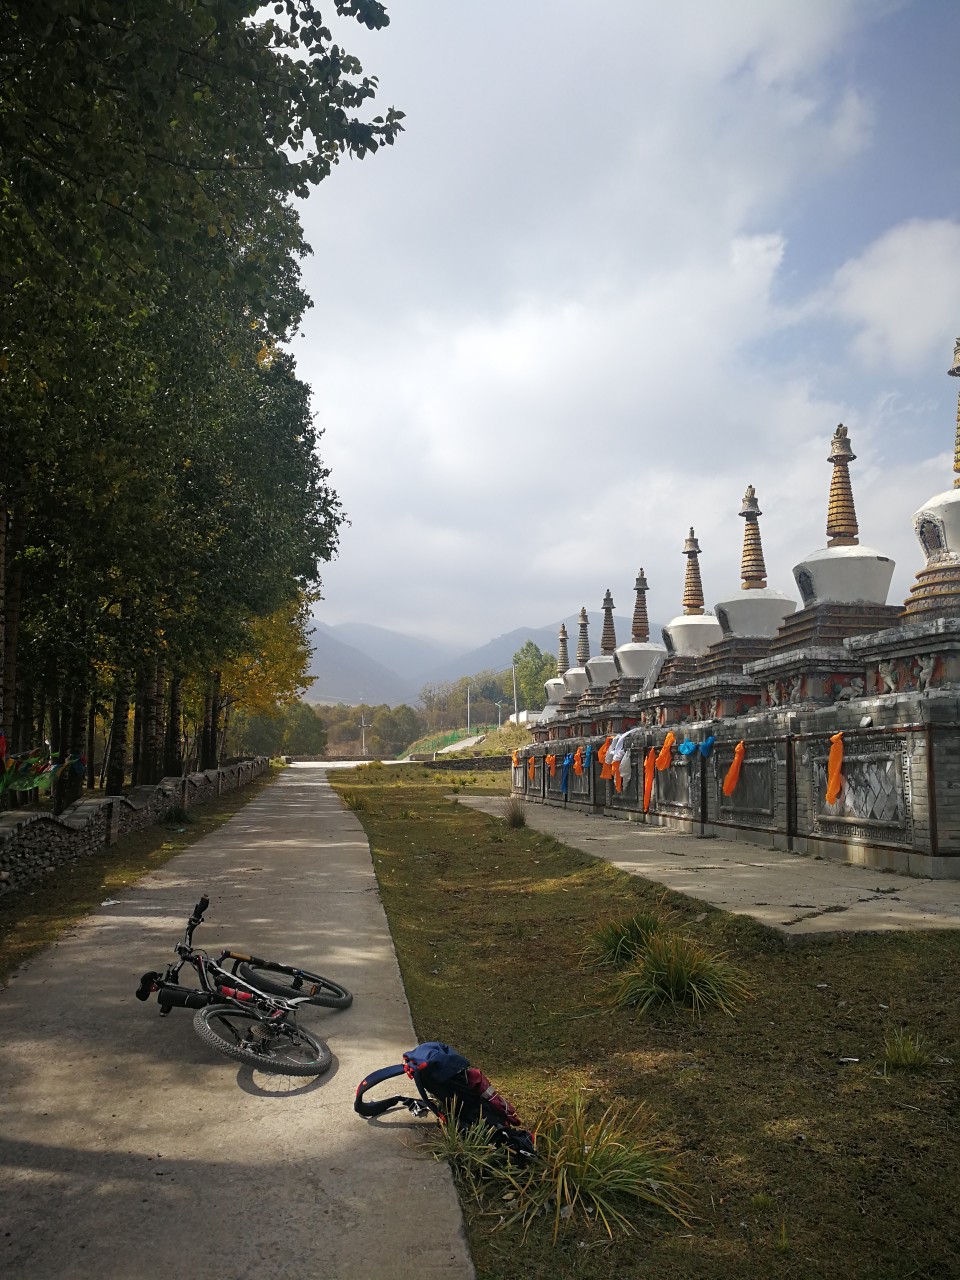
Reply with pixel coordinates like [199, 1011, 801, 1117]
[882, 1026, 937, 1071]
[502, 795, 527, 829]
[608, 930, 752, 1017]
[426, 1094, 688, 1243]
[581, 906, 676, 970]
[342, 791, 366, 812]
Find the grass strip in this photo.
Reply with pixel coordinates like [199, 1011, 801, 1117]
[0, 767, 279, 986]
[334, 763, 960, 1280]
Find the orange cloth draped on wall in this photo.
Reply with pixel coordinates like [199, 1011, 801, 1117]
[573, 746, 584, 777]
[826, 731, 845, 805]
[643, 747, 656, 812]
[598, 735, 615, 780]
[527, 755, 536, 782]
[512, 750, 520, 769]
[546, 754, 557, 778]
[655, 731, 676, 772]
[612, 759, 623, 793]
[722, 740, 745, 796]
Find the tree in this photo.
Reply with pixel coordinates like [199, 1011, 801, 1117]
[512, 641, 556, 712]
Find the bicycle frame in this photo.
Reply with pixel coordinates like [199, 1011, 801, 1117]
[136, 896, 311, 1020]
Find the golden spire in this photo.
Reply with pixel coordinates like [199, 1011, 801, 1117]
[826, 424, 859, 547]
[600, 590, 617, 654]
[556, 623, 569, 676]
[575, 607, 591, 665]
[682, 528, 705, 615]
[631, 568, 650, 642]
[949, 336, 960, 488]
[739, 485, 767, 589]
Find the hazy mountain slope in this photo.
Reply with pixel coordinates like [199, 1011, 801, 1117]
[325, 621, 456, 683]
[421, 612, 664, 685]
[305, 625, 417, 706]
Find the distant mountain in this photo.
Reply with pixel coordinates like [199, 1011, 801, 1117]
[304, 613, 667, 706]
[420, 612, 665, 685]
[324, 621, 457, 684]
[305, 623, 417, 706]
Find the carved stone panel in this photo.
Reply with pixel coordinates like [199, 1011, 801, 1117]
[811, 735, 912, 845]
[716, 749, 776, 820]
[655, 758, 694, 816]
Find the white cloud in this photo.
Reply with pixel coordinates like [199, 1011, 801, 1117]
[824, 219, 960, 372]
[296, 1, 953, 649]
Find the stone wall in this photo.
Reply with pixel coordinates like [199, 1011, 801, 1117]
[516, 692, 960, 877]
[0, 758, 270, 897]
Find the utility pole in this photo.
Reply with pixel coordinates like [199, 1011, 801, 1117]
[512, 664, 519, 724]
[495, 700, 503, 728]
[359, 712, 368, 758]
[467, 683, 471, 734]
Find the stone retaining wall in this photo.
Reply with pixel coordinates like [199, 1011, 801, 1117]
[516, 693, 960, 877]
[0, 758, 270, 896]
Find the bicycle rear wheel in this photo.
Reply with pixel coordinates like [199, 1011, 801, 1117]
[235, 961, 352, 1009]
[193, 1005, 332, 1076]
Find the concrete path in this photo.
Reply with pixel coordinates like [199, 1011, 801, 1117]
[0, 765, 474, 1280]
[459, 797, 960, 936]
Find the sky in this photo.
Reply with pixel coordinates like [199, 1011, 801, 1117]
[291, 0, 960, 649]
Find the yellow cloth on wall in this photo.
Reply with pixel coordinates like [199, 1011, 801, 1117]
[612, 759, 623, 793]
[722, 740, 745, 796]
[826, 731, 844, 805]
[527, 755, 536, 782]
[573, 746, 584, 777]
[546, 754, 557, 778]
[512, 750, 520, 769]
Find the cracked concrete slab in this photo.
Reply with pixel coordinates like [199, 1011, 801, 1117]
[1, 766, 474, 1280]
[458, 797, 960, 936]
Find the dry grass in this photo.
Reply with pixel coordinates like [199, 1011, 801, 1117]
[330, 764, 960, 1280]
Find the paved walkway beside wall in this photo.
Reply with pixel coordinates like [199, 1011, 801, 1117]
[460, 797, 960, 936]
[0, 765, 474, 1280]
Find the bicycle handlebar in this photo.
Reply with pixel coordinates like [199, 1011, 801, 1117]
[192, 896, 209, 919]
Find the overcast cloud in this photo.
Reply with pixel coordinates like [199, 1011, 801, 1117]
[291, 0, 960, 648]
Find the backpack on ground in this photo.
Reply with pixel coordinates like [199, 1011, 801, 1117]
[354, 1041, 536, 1159]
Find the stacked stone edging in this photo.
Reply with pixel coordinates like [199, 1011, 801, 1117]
[0, 757, 269, 896]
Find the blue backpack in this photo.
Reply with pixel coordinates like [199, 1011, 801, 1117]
[354, 1041, 536, 1158]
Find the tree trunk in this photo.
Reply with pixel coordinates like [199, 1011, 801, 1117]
[2, 506, 23, 742]
[87, 698, 97, 790]
[200, 677, 214, 771]
[47, 686, 61, 756]
[16, 679, 32, 753]
[152, 661, 166, 779]
[106, 682, 130, 795]
[164, 674, 183, 777]
[131, 671, 145, 786]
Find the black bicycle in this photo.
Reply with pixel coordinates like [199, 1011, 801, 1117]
[135, 896, 352, 1075]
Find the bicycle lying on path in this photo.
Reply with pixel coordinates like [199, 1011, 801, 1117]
[135, 896, 353, 1076]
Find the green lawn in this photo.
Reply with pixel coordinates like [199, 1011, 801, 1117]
[334, 763, 960, 1280]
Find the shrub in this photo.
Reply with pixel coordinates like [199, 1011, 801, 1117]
[502, 796, 526, 829]
[425, 1095, 689, 1242]
[882, 1026, 936, 1071]
[581, 906, 676, 970]
[342, 791, 366, 812]
[609, 931, 751, 1017]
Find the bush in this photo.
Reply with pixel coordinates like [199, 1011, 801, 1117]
[502, 796, 526, 829]
[429, 1095, 689, 1241]
[581, 906, 676, 970]
[882, 1026, 937, 1071]
[609, 930, 751, 1018]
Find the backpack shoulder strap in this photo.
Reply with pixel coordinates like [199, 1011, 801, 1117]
[354, 1064, 417, 1118]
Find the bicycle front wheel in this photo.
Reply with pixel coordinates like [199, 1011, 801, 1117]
[235, 961, 352, 1009]
[193, 1005, 332, 1076]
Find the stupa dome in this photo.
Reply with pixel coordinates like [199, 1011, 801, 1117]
[791, 425, 894, 606]
[714, 485, 796, 635]
[663, 528, 723, 655]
